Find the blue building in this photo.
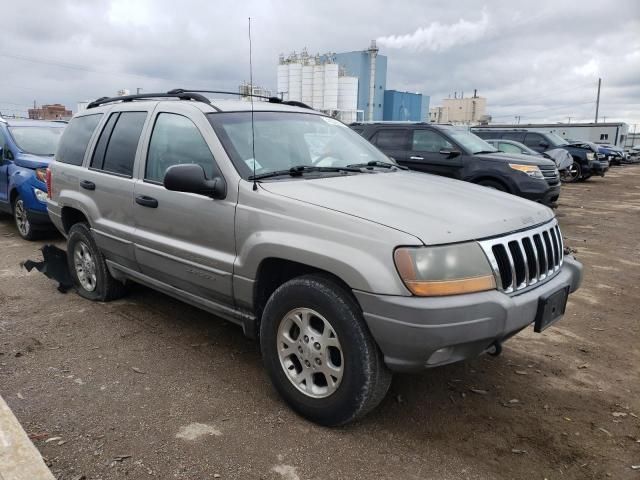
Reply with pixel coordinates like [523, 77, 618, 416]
[334, 42, 387, 121]
[382, 90, 430, 121]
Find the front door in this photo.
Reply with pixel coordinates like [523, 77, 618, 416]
[132, 107, 236, 305]
[404, 129, 464, 179]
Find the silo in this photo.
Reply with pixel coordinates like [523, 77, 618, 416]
[312, 64, 325, 109]
[323, 63, 339, 111]
[277, 64, 289, 100]
[338, 76, 358, 112]
[302, 65, 314, 105]
[288, 62, 302, 102]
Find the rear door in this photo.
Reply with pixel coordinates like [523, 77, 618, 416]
[80, 108, 149, 270]
[404, 128, 464, 179]
[369, 128, 410, 162]
[132, 104, 237, 305]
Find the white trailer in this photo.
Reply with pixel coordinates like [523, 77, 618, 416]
[484, 122, 629, 148]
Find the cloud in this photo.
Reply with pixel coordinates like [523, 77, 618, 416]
[376, 10, 490, 52]
[573, 59, 599, 77]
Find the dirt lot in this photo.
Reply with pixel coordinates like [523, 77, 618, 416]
[1, 166, 639, 480]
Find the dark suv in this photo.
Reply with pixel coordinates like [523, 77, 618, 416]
[352, 123, 561, 207]
[472, 128, 609, 182]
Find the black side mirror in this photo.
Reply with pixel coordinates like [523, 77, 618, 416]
[439, 149, 461, 158]
[163, 164, 226, 200]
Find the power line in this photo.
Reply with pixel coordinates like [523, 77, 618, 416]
[490, 80, 597, 109]
[491, 101, 596, 119]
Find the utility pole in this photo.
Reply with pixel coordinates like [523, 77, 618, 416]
[136, 87, 142, 94]
[515, 115, 521, 124]
[594, 77, 601, 123]
[567, 117, 572, 124]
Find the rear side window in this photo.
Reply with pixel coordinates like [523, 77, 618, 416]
[56, 114, 103, 165]
[372, 129, 408, 150]
[145, 113, 217, 183]
[91, 112, 147, 176]
[498, 142, 523, 154]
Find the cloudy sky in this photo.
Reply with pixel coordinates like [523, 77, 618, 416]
[2, 0, 639, 127]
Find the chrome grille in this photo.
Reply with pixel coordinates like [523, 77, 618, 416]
[479, 220, 564, 294]
[539, 165, 560, 186]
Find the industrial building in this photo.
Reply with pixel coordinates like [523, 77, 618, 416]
[277, 41, 428, 123]
[430, 92, 487, 124]
[27, 103, 72, 121]
[479, 122, 630, 148]
[238, 82, 273, 101]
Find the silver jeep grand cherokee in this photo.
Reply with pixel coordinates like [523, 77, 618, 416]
[47, 91, 582, 426]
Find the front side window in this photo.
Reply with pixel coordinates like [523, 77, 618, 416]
[91, 112, 147, 176]
[412, 130, 452, 153]
[56, 114, 103, 166]
[208, 112, 392, 179]
[8, 126, 65, 156]
[146, 113, 217, 183]
[445, 128, 496, 154]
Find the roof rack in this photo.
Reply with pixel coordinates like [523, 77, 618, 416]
[168, 89, 314, 110]
[86, 91, 215, 110]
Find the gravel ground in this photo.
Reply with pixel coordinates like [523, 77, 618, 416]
[1, 166, 639, 480]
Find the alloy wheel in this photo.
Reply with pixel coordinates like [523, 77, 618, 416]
[277, 308, 344, 399]
[14, 199, 30, 237]
[73, 241, 97, 292]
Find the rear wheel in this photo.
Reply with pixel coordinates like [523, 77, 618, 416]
[13, 195, 37, 240]
[67, 222, 125, 301]
[561, 161, 581, 183]
[260, 274, 391, 426]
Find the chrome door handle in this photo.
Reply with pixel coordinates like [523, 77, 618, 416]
[410, 156, 424, 160]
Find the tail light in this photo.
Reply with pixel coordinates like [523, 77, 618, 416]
[46, 167, 53, 199]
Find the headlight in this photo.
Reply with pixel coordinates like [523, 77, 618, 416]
[586, 152, 595, 161]
[394, 243, 496, 296]
[35, 168, 47, 182]
[509, 163, 544, 179]
[33, 188, 48, 202]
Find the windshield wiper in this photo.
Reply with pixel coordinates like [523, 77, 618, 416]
[347, 160, 407, 170]
[249, 165, 361, 180]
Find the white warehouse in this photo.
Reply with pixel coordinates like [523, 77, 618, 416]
[277, 50, 360, 124]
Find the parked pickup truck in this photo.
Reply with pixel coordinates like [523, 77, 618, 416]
[47, 91, 583, 426]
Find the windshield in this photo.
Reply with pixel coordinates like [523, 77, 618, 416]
[445, 128, 497, 154]
[208, 112, 393, 179]
[8, 126, 65, 156]
[546, 132, 568, 147]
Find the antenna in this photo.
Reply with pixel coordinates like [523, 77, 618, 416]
[249, 17, 257, 192]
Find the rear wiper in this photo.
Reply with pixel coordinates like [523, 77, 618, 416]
[249, 165, 361, 180]
[347, 160, 407, 170]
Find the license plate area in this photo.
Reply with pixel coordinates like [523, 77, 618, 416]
[534, 285, 570, 333]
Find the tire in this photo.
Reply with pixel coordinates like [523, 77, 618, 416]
[260, 274, 391, 426]
[477, 179, 507, 192]
[560, 161, 581, 183]
[12, 195, 38, 241]
[66, 222, 125, 301]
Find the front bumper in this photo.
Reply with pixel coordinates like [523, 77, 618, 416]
[26, 208, 53, 226]
[591, 159, 609, 176]
[355, 256, 583, 372]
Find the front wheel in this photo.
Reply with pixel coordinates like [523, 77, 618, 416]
[560, 161, 581, 183]
[260, 274, 391, 426]
[13, 195, 37, 240]
[477, 179, 507, 192]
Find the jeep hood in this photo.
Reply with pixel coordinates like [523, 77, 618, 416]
[260, 171, 554, 245]
[15, 153, 53, 169]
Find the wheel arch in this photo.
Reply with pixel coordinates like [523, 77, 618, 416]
[472, 176, 511, 193]
[60, 206, 90, 234]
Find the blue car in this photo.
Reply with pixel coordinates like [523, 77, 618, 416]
[0, 118, 66, 239]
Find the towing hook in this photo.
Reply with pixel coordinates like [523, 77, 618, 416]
[487, 341, 502, 357]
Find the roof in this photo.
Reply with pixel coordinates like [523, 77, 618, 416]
[0, 118, 67, 127]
